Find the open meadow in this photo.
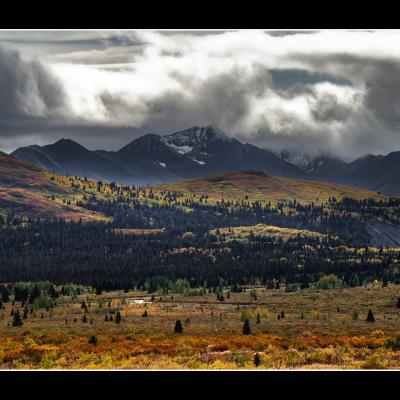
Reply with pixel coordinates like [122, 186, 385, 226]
[1, 284, 400, 369]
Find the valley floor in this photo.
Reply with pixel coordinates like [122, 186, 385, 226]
[1, 284, 400, 369]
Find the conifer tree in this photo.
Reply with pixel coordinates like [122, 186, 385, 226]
[256, 313, 261, 324]
[242, 319, 251, 335]
[82, 314, 87, 323]
[142, 310, 148, 318]
[397, 297, 400, 309]
[12, 310, 23, 327]
[174, 320, 183, 333]
[23, 306, 28, 319]
[366, 309, 375, 323]
[253, 352, 261, 367]
[88, 335, 97, 345]
[115, 311, 121, 323]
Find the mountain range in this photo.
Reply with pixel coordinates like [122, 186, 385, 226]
[10, 125, 400, 195]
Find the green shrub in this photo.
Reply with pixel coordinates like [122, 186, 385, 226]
[285, 284, 299, 293]
[316, 274, 345, 290]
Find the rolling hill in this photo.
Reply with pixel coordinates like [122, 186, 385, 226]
[0, 151, 106, 221]
[153, 170, 385, 206]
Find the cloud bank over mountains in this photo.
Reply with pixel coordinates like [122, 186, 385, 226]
[1, 30, 400, 160]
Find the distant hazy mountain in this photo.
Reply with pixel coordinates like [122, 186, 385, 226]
[305, 156, 347, 180]
[320, 152, 400, 196]
[12, 125, 303, 185]
[281, 150, 400, 196]
[12, 139, 132, 182]
[279, 150, 317, 169]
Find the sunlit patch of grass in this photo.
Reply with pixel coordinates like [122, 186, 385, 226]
[210, 224, 326, 242]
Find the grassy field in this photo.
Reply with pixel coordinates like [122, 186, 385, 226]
[154, 171, 385, 207]
[210, 224, 326, 242]
[1, 284, 400, 369]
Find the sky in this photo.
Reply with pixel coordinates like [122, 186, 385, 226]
[1, 29, 400, 160]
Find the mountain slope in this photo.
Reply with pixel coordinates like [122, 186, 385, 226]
[161, 125, 302, 179]
[153, 170, 385, 206]
[11, 125, 304, 185]
[306, 156, 346, 180]
[0, 151, 106, 221]
[302, 152, 400, 196]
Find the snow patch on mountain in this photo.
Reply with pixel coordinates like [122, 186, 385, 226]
[158, 161, 166, 168]
[191, 158, 206, 165]
[162, 141, 193, 155]
[161, 125, 232, 155]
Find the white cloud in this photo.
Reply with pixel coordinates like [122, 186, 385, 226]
[2, 30, 400, 159]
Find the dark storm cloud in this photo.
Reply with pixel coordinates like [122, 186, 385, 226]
[2, 30, 400, 161]
[131, 66, 271, 133]
[310, 92, 354, 123]
[292, 53, 400, 128]
[283, 52, 400, 157]
[0, 45, 71, 152]
[0, 46, 66, 118]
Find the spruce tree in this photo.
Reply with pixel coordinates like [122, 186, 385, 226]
[12, 310, 23, 327]
[397, 297, 400, 309]
[142, 310, 148, 318]
[88, 335, 97, 345]
[174, 320, 183, 333]
[82, 314, 87, 323]
[105, 314, 109, 322]
[366, 309, 375, 323]
[256, 313, 261, 324]
[23, 306, 28, 319]
[242, 319, 251, 335]
[115, 311, 121, 323]
[253, 352, 261, 367]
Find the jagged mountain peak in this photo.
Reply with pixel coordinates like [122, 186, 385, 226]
[160, 124, 236, 156]
[163, 124, 232, 144]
